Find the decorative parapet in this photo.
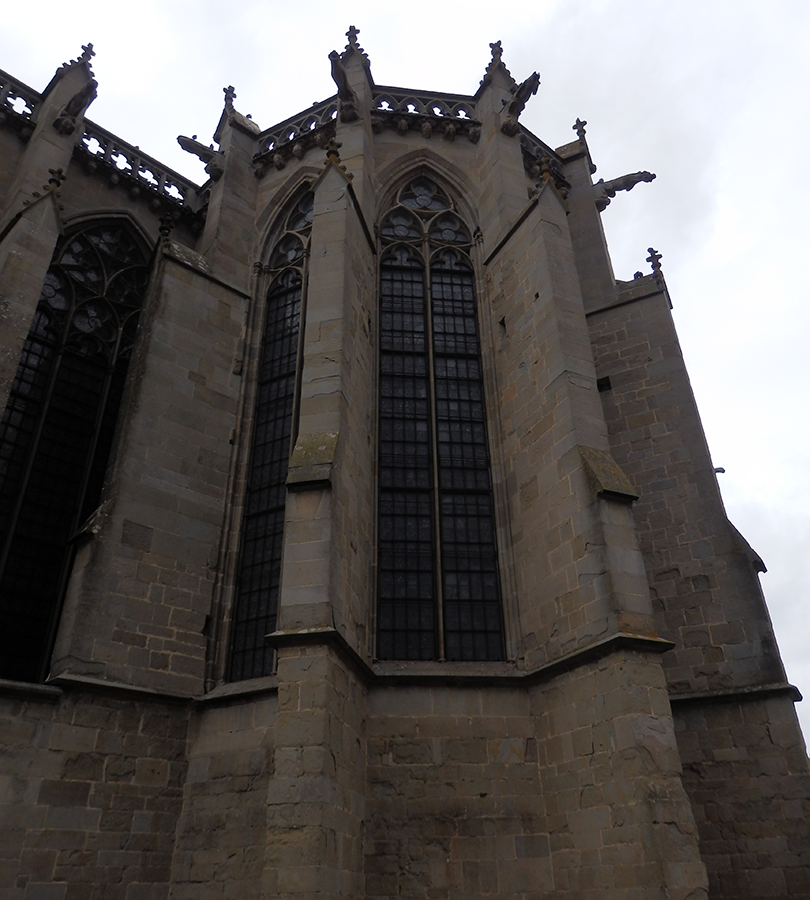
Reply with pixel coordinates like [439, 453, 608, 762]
[253, 95, 338, 175]
[372, 86, 477, 120]
[0, 67, 204, 224]
[370, 86, 480, 142]
[256, 96, 339, 154]
[519, 128, 562, 176]
[76, 118, 203, 212]
[0, 68, 39, 136]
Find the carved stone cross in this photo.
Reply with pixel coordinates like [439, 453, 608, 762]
[647, 247, 663, 274]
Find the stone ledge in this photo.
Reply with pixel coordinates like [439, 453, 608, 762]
[287, 431, 338, 490]
[47, 672, 191, 704]
[579, 444, 639, 502]
[0, 678, 62, 703]
[266, 629, 673, 688]
[586, 275, 670, 316]
[198, 674, 279, 705]
[163, 242, 251, 298]
[267, 626, 375, 682]
[669, 682, 803, 705]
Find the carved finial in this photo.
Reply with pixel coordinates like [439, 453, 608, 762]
[346, 25, 361, 49]
[80, 43, 95, 63]
[325, 137, 343, 165]
[343, 25, 369, 64]
[223, 85, 236, 111]
[647, 247, 663, 276]
[47, 167, 66, 189]
[324, 137, 352, 179]
[573, 118, 587, 140]
[159, 213, 174, 245]
[480, 39, 515, 90]
[530, 156, 570, 201]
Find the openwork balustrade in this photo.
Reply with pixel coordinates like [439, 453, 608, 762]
[77, 120, 200, 208]
[0, 69, 39, 131]
[372, 87, 477, 120]
[256, 96, 339, 153]
[370, 86, 481, 142]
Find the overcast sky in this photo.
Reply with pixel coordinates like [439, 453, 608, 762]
[2, 0, 808, 740]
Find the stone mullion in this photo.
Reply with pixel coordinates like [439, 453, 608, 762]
[289, 244, 310, 454]
[422, 229, 446, 660]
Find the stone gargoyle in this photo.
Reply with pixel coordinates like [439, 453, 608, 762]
[177, 135, 226, 182]
[593, 171, 656, 211]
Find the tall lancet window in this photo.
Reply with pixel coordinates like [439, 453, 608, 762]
[0, 222, 149, 682]
[228, 192, 314, 681]
[377, 177, 504, 662]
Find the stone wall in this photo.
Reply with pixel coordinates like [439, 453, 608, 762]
[169, 689, 277, 899]
[51, 247, 246, 697]
[674, 692, 810, 899]
[587, 283, 785, 692]
[365, 682, 547, 899]
[0, 684, 190, 900]
[365, 649, 710, 900]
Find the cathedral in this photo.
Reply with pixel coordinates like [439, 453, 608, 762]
[0, 29, 808, 900]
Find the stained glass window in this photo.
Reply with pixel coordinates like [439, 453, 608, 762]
[0, 222, 149, 682]
[377, 177, 504, 661]
[228, 192, 313, 681]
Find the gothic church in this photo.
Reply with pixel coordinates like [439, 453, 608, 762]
[0, 29, 808, 900]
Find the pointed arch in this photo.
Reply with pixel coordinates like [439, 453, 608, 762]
[0, 218, 150, 682]
[374, 151, 480, 228]
[226, 186, 315, 682]
[376, 173, 504, 662]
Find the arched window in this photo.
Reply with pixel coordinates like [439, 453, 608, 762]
[377, 176, 504, 661]
[0, 221, 149, 682]
[228, 192, 313, 681]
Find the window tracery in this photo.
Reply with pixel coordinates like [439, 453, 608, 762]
[227, 191, 314, 681]
[0, 221, 149, 682]
[377, 177, 504, 662]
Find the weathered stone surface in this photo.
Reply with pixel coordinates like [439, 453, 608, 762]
[0, 32, 806, 900]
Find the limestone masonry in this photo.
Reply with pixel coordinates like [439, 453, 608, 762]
[0, 29, 808, 900]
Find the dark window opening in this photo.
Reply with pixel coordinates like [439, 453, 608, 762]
[0, 223, 149, 682]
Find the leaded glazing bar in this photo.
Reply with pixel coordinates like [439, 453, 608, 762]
[376, 176, 504, 662]
[228, 273, 302, 681]
[228, 192, 313, 681]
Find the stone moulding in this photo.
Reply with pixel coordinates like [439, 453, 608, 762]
[579, 444, 639, 502]
[266, 626, 675, 688]
[669, 682, 803, 705]
[370, 85, 481, 143]
[585, 274, 671, 317]
[286, 430, 339, 490]
[370, 108, 481, 143]
[0, 677, 62, 702]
